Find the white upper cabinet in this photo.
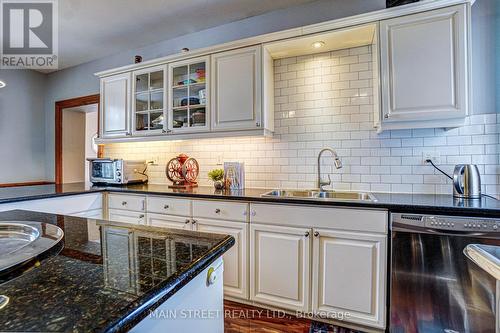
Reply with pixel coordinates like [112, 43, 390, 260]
[168, 56, 210, 133]
[211, 45, 263, 131]
[132, 65, 167, 136]
[100, 72, 132, 138]
[379, 4, 469, 130]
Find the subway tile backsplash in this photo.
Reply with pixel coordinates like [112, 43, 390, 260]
[104, 46, 500, 196]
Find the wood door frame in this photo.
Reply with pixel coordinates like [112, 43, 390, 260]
[55, 94, 100, 185]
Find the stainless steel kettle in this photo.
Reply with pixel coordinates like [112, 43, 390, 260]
[453, 164, 481, 199]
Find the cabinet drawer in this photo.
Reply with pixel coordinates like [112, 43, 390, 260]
[250, 204, 387, 234]
[108, 209, 146, 225]
[147, 196, 191, 216]
[192, 200, 248, 222]
[148, 213, 192, 230]
[108, 194, 146, 212]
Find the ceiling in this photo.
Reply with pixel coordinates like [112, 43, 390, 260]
[57, 0, 316, 70]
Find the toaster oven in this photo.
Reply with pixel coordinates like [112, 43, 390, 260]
[89, 158, 147, 185]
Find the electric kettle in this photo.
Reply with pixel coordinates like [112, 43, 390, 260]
[453, 164, 481, 199]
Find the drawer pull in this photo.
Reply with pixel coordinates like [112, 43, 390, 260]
[164, 205, 170, 209]
[215, 208, 221, 214]
[122, 201, 127, 206]
[314, 231, 319, 237]
[191, 219, 197, 225]
[185, 219, 191, 224]
[304, 231, 310, 237]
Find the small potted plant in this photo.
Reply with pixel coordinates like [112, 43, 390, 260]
[208, 169, 225, 190]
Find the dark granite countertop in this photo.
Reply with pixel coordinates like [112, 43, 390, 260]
[0, 210, 234, 332]
[0, 182, 499, 217]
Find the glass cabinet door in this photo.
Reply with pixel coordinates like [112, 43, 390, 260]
[133, 66, 166, 135]
[169, 57, 209, 132]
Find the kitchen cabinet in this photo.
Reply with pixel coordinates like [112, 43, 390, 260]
[147, 196, 191, 216]
[148, 213, 192, 230]
[108, 209, 146, 225]
[100, 73, 132, 138]
[195, 218, 248, 299]
[192, 200, 248, 222]
[211, 45, 263, 131]
[102, 226, 137, 293]
[312, 229, 387, 329]
[0, 193, 103, 216]
[132, 66, 167, 135]
[250, 223, 310, 312]
[168, 56, 210, 133]
[378, 4, 469, 130]
[108, 194, 146, 212]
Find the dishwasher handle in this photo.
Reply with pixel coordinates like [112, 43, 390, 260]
[392, 222, 500, 238]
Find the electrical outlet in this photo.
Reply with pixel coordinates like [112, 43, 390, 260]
[423, 151, 441, 165]
[149, 156, 160, 165]
[216, 154, 223, 166]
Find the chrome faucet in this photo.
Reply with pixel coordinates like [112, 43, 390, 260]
[317, 148, 342, 191]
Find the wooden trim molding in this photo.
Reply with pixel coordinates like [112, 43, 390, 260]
[0, 181, 55, 188]
[55, 94, 100, 185]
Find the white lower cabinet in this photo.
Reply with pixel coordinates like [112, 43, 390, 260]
[108, 209, 146, 225]
[312, 228, 387, 329]
[195, 218, 248, 299]
[250, 223, 310, 312]
[148, 213, 192, 230]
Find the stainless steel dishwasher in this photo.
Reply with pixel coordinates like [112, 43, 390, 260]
[390, 213, 500, 333]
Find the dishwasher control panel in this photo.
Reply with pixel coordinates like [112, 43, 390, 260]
[392, 213, 500, 233]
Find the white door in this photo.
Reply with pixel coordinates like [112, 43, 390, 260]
[100, 72, 131, 138]
[148, 213, 192, 230]
[379, 4, 468, 126]
[312, 229, 387, 329]
[195, 218, 248, 300]
[108, 209, 146, 225]
[211, 45, 262, 131]
[250, 223, 310, 312]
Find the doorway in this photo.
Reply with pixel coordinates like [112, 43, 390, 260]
[55, 94, 100, 185]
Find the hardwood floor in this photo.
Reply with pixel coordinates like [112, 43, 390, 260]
[223, 300, 364, 333]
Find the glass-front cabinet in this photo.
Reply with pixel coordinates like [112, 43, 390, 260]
[132, 65, 167, 135]
[168, 56, 210, 133]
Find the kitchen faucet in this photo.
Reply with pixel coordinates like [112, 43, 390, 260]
[317, 148, 343, 191]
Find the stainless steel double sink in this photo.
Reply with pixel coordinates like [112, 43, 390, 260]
[261, 189, 377, 202]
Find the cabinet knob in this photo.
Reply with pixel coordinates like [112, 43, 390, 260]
[185, 219, 191, 224]
[384, 114, 389, 119]
[162, 129, 167, 133]
[256, 122, 261, 127]
[191, 219, 197, 225]
[314, 231, 319, 237]
[304, 231, 310, 237]
[215, 208, 221, 214]
[251, 211, 256, 217]
[126, 132, 132, 136]
[164, 204, 169, 209]
[122, 201, 127, 206]
[139, 214, 145, 219]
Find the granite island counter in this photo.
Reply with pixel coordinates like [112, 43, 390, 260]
[0, 210, 234, 332]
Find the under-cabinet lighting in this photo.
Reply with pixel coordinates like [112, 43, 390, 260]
[312, 41, 325, 49]
[0, 81, 5, 88]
